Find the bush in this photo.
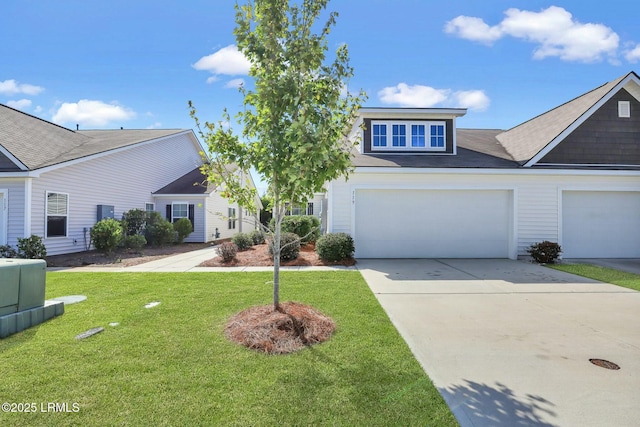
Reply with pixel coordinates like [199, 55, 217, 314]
[16, 235, 47, 259]
[269, 232, 300, 261]
[232, 232, 253, 251]
[122, 208, 147, 236]
[270, 215, 321, 244]
[527, 241, 562, 264]
[145, 211, 175, 246]
[0, 244, 17, 258]
[123, 234, 147, 252]
[316, 233, 355, 262]
[250, 229, 266, 245]
[217, 241, 238, 262]
[173, 218, 193, 244]
[91, 218, 123, 254]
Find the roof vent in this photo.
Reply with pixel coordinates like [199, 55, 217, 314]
[618, 101, 630, 118]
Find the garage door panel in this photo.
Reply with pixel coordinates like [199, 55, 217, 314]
[563, 191, 640, 258]
[355, 189, 511, 258]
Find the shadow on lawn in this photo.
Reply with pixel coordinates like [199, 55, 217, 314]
[441, 380, 558, 426]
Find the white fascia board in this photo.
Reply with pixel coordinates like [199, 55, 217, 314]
[358, 107, 467, 119]
[0, 146, 28, 170]
[525, 73, 640, 167]
[152, 194, 209, 199]
[0, 171, 34, 178]
[32, 130, 196, 175]
[353, 166, 640, 177]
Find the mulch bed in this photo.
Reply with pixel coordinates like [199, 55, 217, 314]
[199, 242, 356, 267]
[224, 301, 336, 354]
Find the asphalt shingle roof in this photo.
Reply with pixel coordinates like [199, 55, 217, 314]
[0, 104, 185, 170]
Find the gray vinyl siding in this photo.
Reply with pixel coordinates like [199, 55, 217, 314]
[329, 170, 640, 258]
[153, 196, 205, 243]
[0, 178, 27, 247]
[30, 133, 203, 255]
[541, 89, 640, 165]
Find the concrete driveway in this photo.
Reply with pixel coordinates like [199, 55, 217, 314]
[357, 259, 640, 427]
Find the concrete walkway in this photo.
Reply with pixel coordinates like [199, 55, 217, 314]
[48, 246, 356, 272]
[357, 258, 640, 427]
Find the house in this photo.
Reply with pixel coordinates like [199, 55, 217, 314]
[0, 104, 259, 256]
[327, 71, 640, 259]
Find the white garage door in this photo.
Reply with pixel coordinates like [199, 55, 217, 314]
[354, 189, 512, 258]
[562, 191, 640, 258]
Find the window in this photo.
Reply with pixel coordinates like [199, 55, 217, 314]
[411, 124, 425, 147]
[392, 124, 406, 147]
[372, 124, 387, 147]
[307, 202, 314, 215]
[46, 192, 68, 238]
[430, 124, 445, 148]
[171, 203, 188, 223]
[619, 101, 631, 118]
[371, 121, 446, 151]
[228, 207, 236, 229]
[145, 202, 155, 213]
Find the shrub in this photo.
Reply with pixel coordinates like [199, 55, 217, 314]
[316, 233, 355, 262]
[17, 235, 47, 259]
[173, 218, 193, 244]
[145, 212, 175, 246]
[232, 232, 253, 251]
[250, 229, 266, 245]
[121, 208, 147, 236]
[0, 244, 17, 258]
[527, 241, 562, 264]
[269, 232, 300, 261]
[217, 241, 238, 262]
[123, 234, 147, 252]
[91, 218, 123, 254]
[270, 215, 321, 244]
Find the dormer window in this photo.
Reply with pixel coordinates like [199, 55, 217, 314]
[370, 121, 447, 152]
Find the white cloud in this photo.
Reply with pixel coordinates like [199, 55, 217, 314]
[445, 6, 620, 63]
[146, 122, 163, 129]
[444, 16, 502, 45]
[52, 100, 136, 127]
[193, 44, 251, 76]
[206, 76, 219, 84]
[378, 83, 490, 111]
[378, 83, 450, 108]
[624, 44, 640, 63]
[6, 99, 32, 110]
[452, 90, 490, 112]
[34, 105, 43, 113]
[224, 78, 245, 89]
[0, 79, 44, 96]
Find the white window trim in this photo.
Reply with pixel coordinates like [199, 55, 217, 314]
[228, 207, 237, 229]
[171, 202, 188, 223]
[45, 191, 69, 238]
[618, 101, 631, 118]
[370, 121, 447, 152]
[145, 202, 155, 213]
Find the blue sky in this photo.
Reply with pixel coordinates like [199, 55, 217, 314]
[2, 1, 640, 141]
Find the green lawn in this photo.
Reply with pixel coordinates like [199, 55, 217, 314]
[0, 272, 457, 427]
[549, 264, 640, 292]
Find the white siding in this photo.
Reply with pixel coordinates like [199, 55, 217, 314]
[153, 196, 206, 243]
[0, 178, 28, 248]
[329, 170, 640, 258]
[204, 192, 245, 241]
[31, 133, 203, 255]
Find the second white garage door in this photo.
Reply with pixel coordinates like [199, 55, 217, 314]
[354, 189, 513, 258]
[562, 191, 640, 258]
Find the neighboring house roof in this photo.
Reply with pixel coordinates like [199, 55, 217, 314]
[0, 103, 185, 170]
[153, 167, 214, 195]
[496, 72, 637, 165]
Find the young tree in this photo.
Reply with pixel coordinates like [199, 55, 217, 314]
[190, 0, 365, 311]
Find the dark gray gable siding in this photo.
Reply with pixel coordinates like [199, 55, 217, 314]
[0, 151, 21, 171]
[361, 118, 454, 154]
[540, 88, 640, 165]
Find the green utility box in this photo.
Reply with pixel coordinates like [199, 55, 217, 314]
[15, 259, 46, 311]
[0, 261, 20, 316]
